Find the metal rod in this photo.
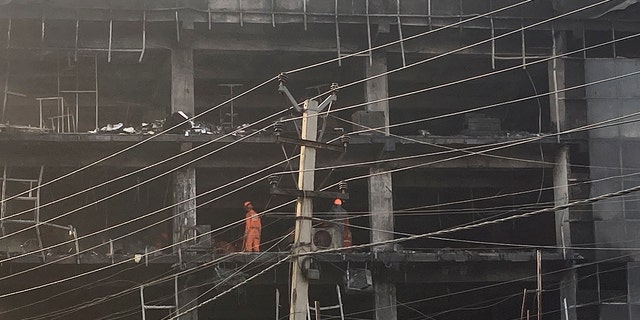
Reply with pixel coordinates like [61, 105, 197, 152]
[427, 0, 432, 29]
[94, 54, 99, 130]
[551, 26, 561, 142]
[77, 48, 142, 53]
[366, 0, 372, 66]
[520, 288, 527, 320]
[0, 166, 6, 242]
[108, 20, 113, 63]
[1, 58, 9, 123]
[611, 22, 616, 57]
[521, 19, 526, 69]
[75, 20, 79, 61]
[174, 275, 179, 310]
[109, 238, 114, 264]
[139, 11, 146, 63]
[35, 166, 45, 262]
[490, 18, 495, 69]
[536, 250, 542, 320]
[6, 19, 11, 49]
[397, 0, 406, 67]
[303, 0, 308, 30]
[41, 16, 45, 42]
[314, 301, 320, 320]
[39, 100, 43, 128]
[272, 0, 276, 27]
[238, 0, 244, 26]
[175, 10, 180, 42]
[60, 90, 97, 93]
[73, 228, 80, 264]
[336, 285, 344, 320]
[0, 219, 76, 230]
[75, 57, 79, 129]
[335, 0, 341, 66]
[208, 6, 212, 30]
[140, 286, 146, 320]
[56, 60, 61, 131]
[458, 0, 463, 32]
[275, 288, 279, 320]
[65, 98, 71, 132]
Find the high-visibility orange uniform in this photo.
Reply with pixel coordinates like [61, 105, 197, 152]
[243, 202, 261, 252]
[343, 220, 353, 248]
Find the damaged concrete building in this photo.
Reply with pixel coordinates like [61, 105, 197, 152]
[0, 0, 640, 319]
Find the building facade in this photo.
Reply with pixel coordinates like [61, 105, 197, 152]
[0, 0, 640, 319]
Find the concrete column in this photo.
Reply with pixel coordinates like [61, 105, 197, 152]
[364, 52, 390, 134]
[170, 28, 197, 249]
[365, 53, 397, 320]
[554, 146, 577, 320]
[369, 169, 394, 251]
[172, 158, 197, 252]
[171, 30, 198, 320]
[369, 169, 397, 320]
[171, 30, 194, 116]
[548, 30, 567, 135]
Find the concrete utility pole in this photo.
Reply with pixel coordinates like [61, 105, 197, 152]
[289, 98, 319, 320]
[277, 76, 338, 320]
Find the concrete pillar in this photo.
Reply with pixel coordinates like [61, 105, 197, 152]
[171, 30, 194, 116]
[554, 146, 577, 320]
[171, 29, 198, 320]
[364, 52, 390, 134]
[365, 53, 397, 320]
[369, 169, 397, 320]
[172, 157, 197, 252]
[369, 169, 394, 250]
[170, 28, 196, 250]
[548, 30, 567, 135]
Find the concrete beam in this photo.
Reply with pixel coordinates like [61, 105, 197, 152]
[2, 1, 640, 32]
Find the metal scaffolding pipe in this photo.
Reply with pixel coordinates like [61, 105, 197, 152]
[521, 19, 526, 68]
[397, 0, 406, 67]
[41, 16, 45, 42]
[6, 19, 11, 49]
[303, 0, 308, 30]
[108, 19, 113, 63]
[335, 0, 341, 66]
[366, 0, 372, 66]
[139, 11, 146, 63]
[74, 20, 79, 61]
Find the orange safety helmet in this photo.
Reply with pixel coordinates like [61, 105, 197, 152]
[333, 198, 342, 206]
[243, 201, 252, 207]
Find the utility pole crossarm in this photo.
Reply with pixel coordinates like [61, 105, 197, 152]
[278, 73, 303, 113]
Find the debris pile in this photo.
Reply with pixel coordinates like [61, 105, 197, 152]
[87, 111, 230, 136]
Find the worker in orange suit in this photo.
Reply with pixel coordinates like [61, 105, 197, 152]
[242, 201, 261, 252]
[342, 220, 353, 249]
[331, 198, 352, 248]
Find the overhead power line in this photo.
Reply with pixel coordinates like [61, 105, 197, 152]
[0, 0, 632, 318]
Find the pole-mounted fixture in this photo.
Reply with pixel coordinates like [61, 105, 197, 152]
[278, 72, 338, 114]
